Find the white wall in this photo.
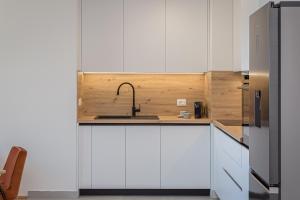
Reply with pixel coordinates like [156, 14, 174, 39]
[0, 0, 80, 195]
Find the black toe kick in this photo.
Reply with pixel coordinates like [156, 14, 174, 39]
[79, 189, 210, 196]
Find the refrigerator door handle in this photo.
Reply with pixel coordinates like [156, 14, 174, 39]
[254, 90, 262, 127]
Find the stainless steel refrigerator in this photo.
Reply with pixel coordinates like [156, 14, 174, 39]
[249, 1, 300, 200]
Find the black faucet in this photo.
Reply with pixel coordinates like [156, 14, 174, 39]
[117, 82, 141, 117]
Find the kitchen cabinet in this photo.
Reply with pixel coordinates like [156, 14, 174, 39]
[125, 126, 161, 188]
[82, 0, 123, 72]
[233, 0, 259, 71]
[210, 0, 259, 72]
[92, 126, 126, 189]
[81, 0, 263, 73]
[209, 0, 234, 71]
[241, 147, 249, 199]
[213, 125, 249, 200]
[124, 0, 165, 72]
[78, 126, 92, 189]
[78, 125, 211, 190]
[161, 126, 210, 189]
[166, 0, 208, 72]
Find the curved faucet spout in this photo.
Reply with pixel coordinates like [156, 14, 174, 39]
[116, 82, 140, 117]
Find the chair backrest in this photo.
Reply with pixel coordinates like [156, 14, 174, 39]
[0, 147, 27, 200]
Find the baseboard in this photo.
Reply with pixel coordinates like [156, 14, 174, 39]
[16, 196, 27, 200]
[79, 189, 210, 196]
[28, 191, 79, 199]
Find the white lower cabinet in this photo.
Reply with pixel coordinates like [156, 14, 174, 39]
[78, 126, 92, 189]
[161, 126, 211, 189]
[125, 126, 161, 188]
[213, 126, 249, 200]
[92, 126, 126, 189]
[78, 125, 211, 190]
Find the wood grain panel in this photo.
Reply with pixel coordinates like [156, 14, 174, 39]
[78, 73, 206, 118]
[206, 72, 242, 120]
[78, 72, 242, 121]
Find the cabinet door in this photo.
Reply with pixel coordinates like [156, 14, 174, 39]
[241, 146, 249, 200]
[214, 126, 249, 200]
[233, 0, 259, 71]
[213, 126, 221, 194]
[82, 0, 123, 72]
[221, 167, 244, 200]
[209, 0, 234, 71]
[233, 0, 242, 71]
[166, 0, 208, 72]
[126, 126, 161, 188]
[92, 126, 126, 188]
[78, 126, 92, 189]
[124, 0, 165, 72]
[161, 126, 210, 189]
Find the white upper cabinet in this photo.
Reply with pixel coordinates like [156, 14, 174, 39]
[209, 0, 234, 71]
[166, 0, 208, 72]
[82, 0, 261, 72]
[233, 0, 242, 71]
[124, 0, 165, 72]
[82, 0, 123, 72]
[233, 0, 259, 71]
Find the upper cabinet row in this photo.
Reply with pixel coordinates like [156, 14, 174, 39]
[81, 0, 259, 72]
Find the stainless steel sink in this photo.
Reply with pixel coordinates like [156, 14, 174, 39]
[95, 115, 159, 120]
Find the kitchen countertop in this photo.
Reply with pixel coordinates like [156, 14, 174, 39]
[213, 120, 244, 144]
[78, 116, 211, 125]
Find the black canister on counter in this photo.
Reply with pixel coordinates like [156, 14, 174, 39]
[194, 102, 202, 119]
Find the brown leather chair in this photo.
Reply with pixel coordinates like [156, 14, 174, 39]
[0, 147, 27, 200]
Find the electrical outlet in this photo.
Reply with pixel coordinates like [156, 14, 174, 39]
[78, 98, 82, 106]
[177, 99, 187, 107]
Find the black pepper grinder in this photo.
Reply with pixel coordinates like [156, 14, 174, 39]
[194, 102, 202, 119]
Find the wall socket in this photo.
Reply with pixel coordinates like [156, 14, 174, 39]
[78, 98, 82, 106]
[177, 99, 187, 107]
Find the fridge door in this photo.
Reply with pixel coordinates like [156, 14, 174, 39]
[249, 2, 279, 186]
[280, 3, 300, 200]
[250, 173, 279, 200]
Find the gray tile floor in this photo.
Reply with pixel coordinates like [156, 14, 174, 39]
[79, 196, 213, 200]
[29, 196, 213, 200]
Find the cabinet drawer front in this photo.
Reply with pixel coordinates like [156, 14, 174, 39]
[214, 126, 249, 200]
[217, 128, 242, 166]
[221, 167, 244, 200]
[220, 149, 244, 188]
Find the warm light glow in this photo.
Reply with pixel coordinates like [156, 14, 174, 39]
[77, 71, 206, 75]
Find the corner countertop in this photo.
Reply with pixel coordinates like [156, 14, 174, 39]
[213, 120, 244, 144]
[78, 116, 211, 125]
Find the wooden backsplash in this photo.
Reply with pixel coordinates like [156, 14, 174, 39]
[206, 72, 242, 120]
[78, 73, 206, 117]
